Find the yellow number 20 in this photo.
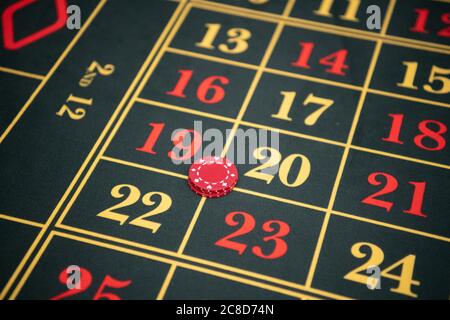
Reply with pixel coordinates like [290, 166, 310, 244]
[245, 147, 311, 187]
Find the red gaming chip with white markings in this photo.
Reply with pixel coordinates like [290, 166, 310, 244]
[188, 156, 238, 194]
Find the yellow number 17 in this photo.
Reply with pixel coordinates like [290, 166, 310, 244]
[271, 92, 334, 126]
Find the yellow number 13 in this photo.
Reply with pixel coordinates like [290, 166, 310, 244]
[196, 23, 251, 54]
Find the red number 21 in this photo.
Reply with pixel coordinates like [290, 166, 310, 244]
[362, 172, 428, 218]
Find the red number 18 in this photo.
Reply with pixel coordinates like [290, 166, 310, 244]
[383, 114, 447, 151]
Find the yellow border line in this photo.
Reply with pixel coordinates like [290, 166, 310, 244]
[51, 226, 346, 299]
[166, 47, 259, 70]
[332, 210, 450, 243]
[350, 145, 450, 170]
[13, 231, 323, 300]
[97, 155, 449, 241]
[102, 156, 188, 180]
[163, 45, 450, 107]
[135, 97, 450, 169]
[135, 97, 237, 124]
[156, 264, 177, 300]
[101, 155, 328, 213]
[0, 67, 45, 81]
[0, 214, 44, 229]
[366, 89, 450, 109]
[195, 0, 450, 52]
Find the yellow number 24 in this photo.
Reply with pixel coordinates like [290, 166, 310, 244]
[344, 242, 420, 298]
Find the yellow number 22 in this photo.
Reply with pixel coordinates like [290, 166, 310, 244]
[97, 184, 172, 234]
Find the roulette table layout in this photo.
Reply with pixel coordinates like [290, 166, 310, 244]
[0, 0, 449, 300]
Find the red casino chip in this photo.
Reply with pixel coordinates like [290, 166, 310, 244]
[187, 179, 233, 198]
[187, 178, 236, 198]
[188, 156, 238, 197]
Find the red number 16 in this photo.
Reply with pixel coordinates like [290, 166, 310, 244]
[166, 69, 230, 104]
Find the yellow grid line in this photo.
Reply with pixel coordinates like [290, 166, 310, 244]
[195, 0, 450, 52]
[7, 0, 448, 301]
[304, 0, 397, 288]
[155, 0, 299, 299]
[29, 231, 326, 300]
[50, 217, 443, 299]
[0, 214, 44, 229]
[331, 210, 450, 243]
[98, 155, 449, 242]
[0, 67, 45, 81]
[51, 225, 348, 299]
[135, 96, 450, 170]
[161, 45, 450, 108]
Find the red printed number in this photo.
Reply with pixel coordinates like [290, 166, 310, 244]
[410, 8, 450, 38]
[215, 211, 290, 259]
[166, 69, 229, 104]
[362, 172, 428, 218]
[383, 114, 447, 151]
[2, 0, 68, 50]
[51, 266, 131, 300]
[136, 122, 202, 161]
[291, 42, 349, 76]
